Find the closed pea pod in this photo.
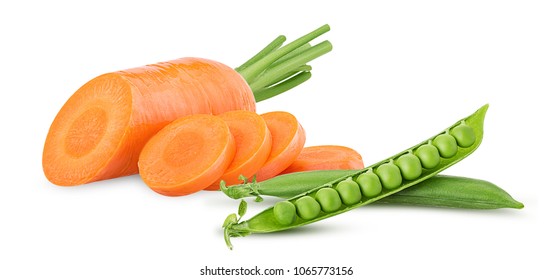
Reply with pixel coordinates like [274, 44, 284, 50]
[450, 123, 476, 148]
[414, 143, 440, 169]
[335, 178, 362, 205]
[273, 201, 296, 225]
[316, 188, 342, 212]
[223, 105, 489, 249]
[224, 172, 524, 210]
[356, 171, 382, 198]
[375, 162, 402, 189]
[433, 133, 458, 158]
[396, 153, 422, 180]
[295, 196, 321, 220]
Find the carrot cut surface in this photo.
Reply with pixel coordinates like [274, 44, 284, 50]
[43, 58, 254, 186]
[281, 145, 364, 174]
[205, 111, 272, 190]
[138, 114, 235, 196]
[255, 111, 306, 181]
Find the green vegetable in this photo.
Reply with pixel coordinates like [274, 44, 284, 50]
[315, 188, 342, 213]
[335, 178, 362, 206]
[273, 201, 296, 225]
[223, 105, 489, 249]
[295, 196, 321, 220]
[380, 175, 524, 209]
[356, 171, 382, 198]
[223, 171, 523, 210]
[414, 143, 440, 169]
[221, 169, 359, 202]
[375, 162, 402, 189]
[433, 134, 458, 158]
[395, 153, 422, 180]
[450, 123, 476, 148]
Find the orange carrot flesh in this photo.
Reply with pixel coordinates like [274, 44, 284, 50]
[43, 58, 254, 186]
[254, 111, 306, 181]
[205, 111, 272, 190]
[281, 145, 364, 174]
[138, 114, 236, 196]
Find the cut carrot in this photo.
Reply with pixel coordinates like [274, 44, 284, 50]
[138, 114, 235, 196]
[205, 111, 272, 190]
[255, 111, 306, 181]
[43, 58, 254, 186]
[281, 145, 364, 174]
[43, 25, 333, 186]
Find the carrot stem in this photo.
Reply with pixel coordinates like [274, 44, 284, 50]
[236, 24, 331, 101]
[253, 71, 312, 102]
[235, 35, 286, 73]
[248, 41, 332, 92]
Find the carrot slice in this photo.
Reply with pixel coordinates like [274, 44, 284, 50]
[205, 111, 272, 190]
[138, 114, 235, 196]
[255, 111, 306, 181]
[281, 145, 364, 174]
[43, 58, 254, 186]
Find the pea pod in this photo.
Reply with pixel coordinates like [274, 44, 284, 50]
[221, 169, 360, 201]
[223, 105, 488, 249]
[379, 175, 524, 209]
[222, 171, 523, 209]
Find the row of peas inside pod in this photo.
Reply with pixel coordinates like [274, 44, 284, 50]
[273, 122, 476, 225]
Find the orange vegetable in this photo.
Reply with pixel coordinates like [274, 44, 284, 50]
[43, 58, 253, 186]
[255, 111, 306, 181]
[281, 145, 364, 174]
[42, 25, 332, 186]
[138, 114, 236, 196]
[205, 111, 272, 190]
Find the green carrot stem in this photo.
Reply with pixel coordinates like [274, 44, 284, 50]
[271, 43, 311, 66]
[254, 72, 312, 102]
[237, 24, 331, 86]
[235, 35, 286, 73]
[248, 41, 332, 93]
[262, 64, 312, 89]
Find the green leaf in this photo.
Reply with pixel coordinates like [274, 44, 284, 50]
[238, 200, 248, 217]
[222, 213, 237, 228]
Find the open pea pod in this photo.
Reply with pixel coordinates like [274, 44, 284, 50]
[223, 104, 489, 249]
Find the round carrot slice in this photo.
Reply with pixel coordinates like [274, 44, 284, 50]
[281, 145, 364, 174]
[42, 73, 134, 186]
[205, 111, 272, 190]
[255, 111, 306, 181]
[138, 114, 235, 196]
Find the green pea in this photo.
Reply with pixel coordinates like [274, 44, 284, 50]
[315, 188, 342, 212]
[356, 172, 382, 198]
[415, 144, 440, 169]
[450, 124, 476, 148]
[273, 201, 296, 225]
[295, 196, 321, 220]
[432, 134, 458, 158]
[375, 163, 402, 189]
[335, 178, 362, 205]
[396, 153, 422, 180]
[414, 144, 440, 169]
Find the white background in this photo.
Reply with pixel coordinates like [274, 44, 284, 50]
[1, 1, 551, 279]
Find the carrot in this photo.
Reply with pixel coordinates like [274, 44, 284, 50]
[43, 58, 251, 186]
[205, 111, 272, 190]
[255, 111, 306, 181]
[280, 145, 364, 174]
[42, 25, 332, 186]
[138, 114, 235, 196]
